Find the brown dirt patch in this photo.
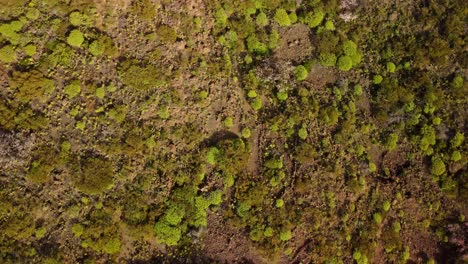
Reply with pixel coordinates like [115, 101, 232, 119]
[201, 213, 268, 264]
[274, 24, 313, 63]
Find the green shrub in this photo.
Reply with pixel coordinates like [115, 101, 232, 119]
[264, 157, 283, 169]
[419, 125, 436, 152]
[277, 91, 288, 101]
[103, 238, 121, 254]
[247, 90, 257, 98]
[67, 30, 84, 47]
[373, 212, 383, 224]
[71, 223, 84, 237]
[325, 20, 335, 30]
[319, 52, 337, 67]
[156, 25, 177, 43]
[89, 40, 105, 56]
[241, 128, 251, 139]
[298, 127, 308, 140]
[163, 205, 185, 226]
[24, 44, 37, 56]
[386, 62, 396, 73]
[64, 81, 81, 98]
[95, 86, 105, 99]
[71, 157, 114, 195]
[120, 63, 166, 91]
[354, 84, 363, 96]
[35, 226, 47, 238]
[246, 35, 268, 55]
[275, 199, 284, 208]
[264, 227, 274, 237]
[430, 157, 446, 176]
[223, 117, 234, 128]
[294, 65, 308, 80]
[69, 12, 91, 26]
[451, 151, 461, 161]
[0, 21, 23, 45]
[236, 202, 251, 218]
[251, 97, 262, 111]
[279, 229, 292, 241]
[302, 9, 324, 28]
[451, 132, 464, 148]
[154, 221, 181, 246]
[451, 75, 464, 89]
[382, 201, 391, 212]
[343, 40, 357, 56]
[337, 56, 353, 71]
[214, 8, 228, 26]
[274, 9, 291, 26]
[26, 8, 40, 20]
[0, 45, 16, 63]
[256, 12, 268, 26]
[385, 133, 399, 151]
[206, 147, 220, 165]
[373, 74, 383, 84]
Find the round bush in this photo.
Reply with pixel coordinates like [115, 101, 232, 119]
[337, 56, 353, 71]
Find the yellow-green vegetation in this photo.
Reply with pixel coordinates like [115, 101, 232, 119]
[0, 0, 465, 263]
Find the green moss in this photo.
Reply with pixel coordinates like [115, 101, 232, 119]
[64, 81, 81, 98]
[274, 9, 291, 26]
[67, 30, 84, 47]
[337, 56, 353, 71]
